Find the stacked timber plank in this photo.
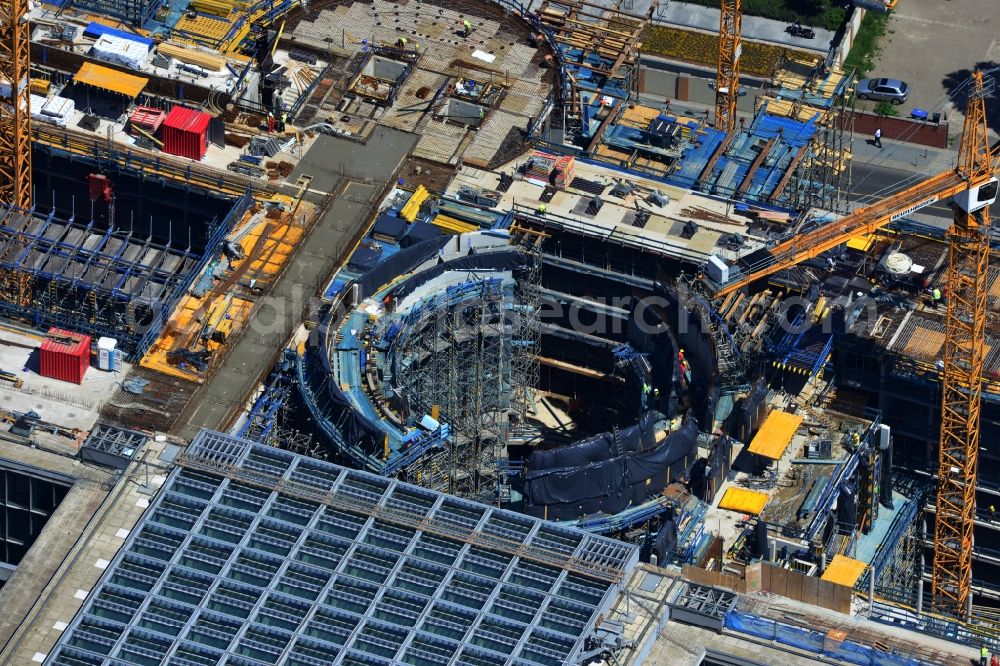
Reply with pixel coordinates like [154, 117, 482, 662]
[157, 42, 226, 72]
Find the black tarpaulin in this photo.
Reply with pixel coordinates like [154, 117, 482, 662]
[348, 244, 383, 272]
[838, 480, 857, 532]
[401, 220, 443, 246]
[356, 236, 449, 300]
[523, 414, 698, 520]
[653, 519, 678, 563]
[752, 518, 768, 558]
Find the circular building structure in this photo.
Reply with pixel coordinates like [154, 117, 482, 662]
[298, 227, 721, 534]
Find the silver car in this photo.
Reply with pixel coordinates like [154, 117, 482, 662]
[857, 78, 909, 104]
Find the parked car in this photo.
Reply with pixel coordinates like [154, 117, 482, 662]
[857, 78, 909, 104]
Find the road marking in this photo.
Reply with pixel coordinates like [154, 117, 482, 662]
[989, 39, 1000, 62]
[893, 14, 990, 32]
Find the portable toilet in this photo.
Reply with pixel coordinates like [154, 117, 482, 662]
[97, 337, 118, 371]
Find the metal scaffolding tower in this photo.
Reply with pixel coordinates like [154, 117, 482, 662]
[785, 71, 856, 214]
[391, 252, 541, 502]
[509, 240, 543, 439]
[396, 278, 511, 501]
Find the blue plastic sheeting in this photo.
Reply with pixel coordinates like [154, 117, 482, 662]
[725, 610, 776, 640]
[774, 623, 824, 653]
[697, 106, 819, 202]
[83, 23, 154, 49]
[725, 611, 926, 666]
[324, 277, 348, 299]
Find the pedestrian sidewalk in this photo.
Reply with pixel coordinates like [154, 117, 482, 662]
[850, 136, 957, 176]
[525, 0, 834, 51]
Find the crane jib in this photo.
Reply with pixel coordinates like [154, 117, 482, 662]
[889, 196, 939, 222]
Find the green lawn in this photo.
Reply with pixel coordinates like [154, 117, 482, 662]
[676, 0, 848, 31]
[642, 25, 820, 77]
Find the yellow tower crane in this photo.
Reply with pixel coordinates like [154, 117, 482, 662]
[708, 72, 999, 617]
[931, 70, 996, 617]
[0, 0, 31, 210]
[715, 0, 742, 133]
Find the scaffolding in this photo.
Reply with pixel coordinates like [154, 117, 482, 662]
[70, 0, 160, 28]
[536, 0, 652, 146]
[863, 481, 924, 608]
[0, 203, 226, 358]
[509, 238, 543, 442]
[768, 58, 857, 213]
[393, 277, 512, 502]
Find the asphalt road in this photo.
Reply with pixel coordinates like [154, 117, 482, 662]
[846, 162, 954, 223]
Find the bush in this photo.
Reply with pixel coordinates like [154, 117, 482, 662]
[642, 25, 820, 77]
[674, 0, 848, 31]
[843, 11, 890, 78]
[873, 101, 899, 117]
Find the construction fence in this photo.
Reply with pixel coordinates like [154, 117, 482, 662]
[682, 562, 853, 614]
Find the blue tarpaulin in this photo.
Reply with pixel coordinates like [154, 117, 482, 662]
[725, 610, 927, 666]
[84, 23, 154, 49]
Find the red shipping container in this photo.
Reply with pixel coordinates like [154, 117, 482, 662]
[161, 106, 210, 161]
[39, 327, 91, 384]
[129, 105, 166, 136]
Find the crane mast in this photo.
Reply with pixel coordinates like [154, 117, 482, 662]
[715, 0, 741, 133]
[704, 70, 998, 617]
[0, 0, 31, 210]
[932, 70, 995, 617]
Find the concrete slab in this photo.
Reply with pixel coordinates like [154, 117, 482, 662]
[872, 0, 1000, 135]
[175, 129, 417, 439]
[0, 438, 174, 664]
[0, 328, 131, 432]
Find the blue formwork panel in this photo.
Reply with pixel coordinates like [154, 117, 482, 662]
[668, 124, 726, 190]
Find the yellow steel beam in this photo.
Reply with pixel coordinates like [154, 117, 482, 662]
[0, 0, 32, 210]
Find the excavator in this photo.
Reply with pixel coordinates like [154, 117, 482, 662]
[709, 71, 997, 618]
